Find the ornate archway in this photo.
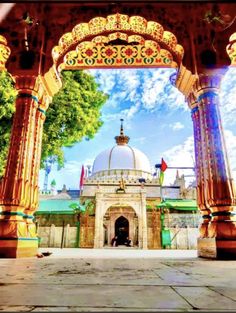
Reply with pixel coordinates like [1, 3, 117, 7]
[51, 13, 184, 71]
[0, 8, 235, 258]
[94, 190, 146, 249]
[103, 205, 139, 248]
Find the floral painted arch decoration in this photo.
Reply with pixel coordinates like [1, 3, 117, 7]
[52, 14, 184, 70]
[227, 32, 236, 66]
[0, 35, 11, 70]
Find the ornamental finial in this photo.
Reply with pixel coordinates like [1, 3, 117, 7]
[120, 118, 124, 136]
[115, 118, 130, 145]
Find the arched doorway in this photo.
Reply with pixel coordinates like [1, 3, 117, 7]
[115, 216, 129, 245]
[101, 205, 140, 248]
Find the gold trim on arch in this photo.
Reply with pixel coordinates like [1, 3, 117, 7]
[52, 13, 184, 70]
[227, 32, 236, 66]
[0, 35, 11, 70]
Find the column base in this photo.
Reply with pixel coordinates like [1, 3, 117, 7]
[0, 238, 38, 258]
[198, 237, 236, 259]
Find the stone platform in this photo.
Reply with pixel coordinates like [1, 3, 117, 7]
[0, 248, 236, 312]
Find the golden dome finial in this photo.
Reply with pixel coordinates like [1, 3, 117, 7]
[120, 118, 124, 136]
[115, 118, 130, 145]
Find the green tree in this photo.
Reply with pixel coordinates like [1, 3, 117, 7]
[0, 70, 108, 176]
[0, 71, 17, 176]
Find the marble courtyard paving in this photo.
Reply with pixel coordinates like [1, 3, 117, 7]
[0, 249, 236, 312]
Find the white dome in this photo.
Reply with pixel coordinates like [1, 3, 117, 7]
[92, 144, 152, 174]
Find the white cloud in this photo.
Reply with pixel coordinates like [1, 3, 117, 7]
[118, 70, 140, 90]
[224, 129, 236, 175]
[39, 158, 95, 190]
[220, 68, 236, 126]
[63, 160, 81, 174]
[161, 136, 195, 186]
[141, 69, 187, 112]
[161, 130, 236, 187]
[169, 122, 184, 131]
[133, 136, 147, 144]
[102, 112, 120, 122]
[120, 102, 141, 120]
[91, 68, 236, 125]
[89, 69, 116, 94]
[90, 69, 188, 122]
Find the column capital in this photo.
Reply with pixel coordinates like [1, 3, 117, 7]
[175, 64, 197, 98]
[14, 75, 52, 112]
[194, 68, 228, 94]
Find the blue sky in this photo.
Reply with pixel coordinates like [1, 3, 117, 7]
[39, 68, 236, 190]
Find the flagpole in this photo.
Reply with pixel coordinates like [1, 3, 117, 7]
[160, 180, 163, 203]
[158, 157, 167, 203]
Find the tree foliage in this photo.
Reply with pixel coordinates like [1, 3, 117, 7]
[0, 70, 108, 176]
[41, 70, 107, 167]
[0, 71, 17, 176]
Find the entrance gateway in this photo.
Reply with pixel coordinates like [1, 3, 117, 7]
[0, 2, 236, 258]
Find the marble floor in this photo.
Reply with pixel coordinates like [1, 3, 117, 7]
[0, 248, 236, 312]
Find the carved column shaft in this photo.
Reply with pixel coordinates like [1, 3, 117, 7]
[196, 73, 235, 206]
[188, 93, 211, 238]
[177, 65, 236, 258]
[0, 77, 46, 205]
[0, 75, 50, 257]
[195, 72, 236, 244]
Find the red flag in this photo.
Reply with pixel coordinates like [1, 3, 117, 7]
[161, 158, 168, 172]
[80, 165, 85, 191]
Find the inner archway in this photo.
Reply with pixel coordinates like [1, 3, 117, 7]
[102, 205, 139, 248]
[115, 216, 129, 245]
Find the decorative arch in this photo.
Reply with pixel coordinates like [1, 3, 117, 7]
[51, 13, 184, 71]
[0, 35, 11, 70]
[103, 201, 141, 217]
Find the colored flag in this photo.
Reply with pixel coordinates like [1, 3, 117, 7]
[161, 158, 168, 172]
[79, 165, 85, 191]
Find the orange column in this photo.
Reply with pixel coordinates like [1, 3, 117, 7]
[194, 70, 236, 259]
[0, 75, 50, 257]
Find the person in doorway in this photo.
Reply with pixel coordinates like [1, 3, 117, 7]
[111, 236, 118, 247]
[124, 237, 132, 247]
